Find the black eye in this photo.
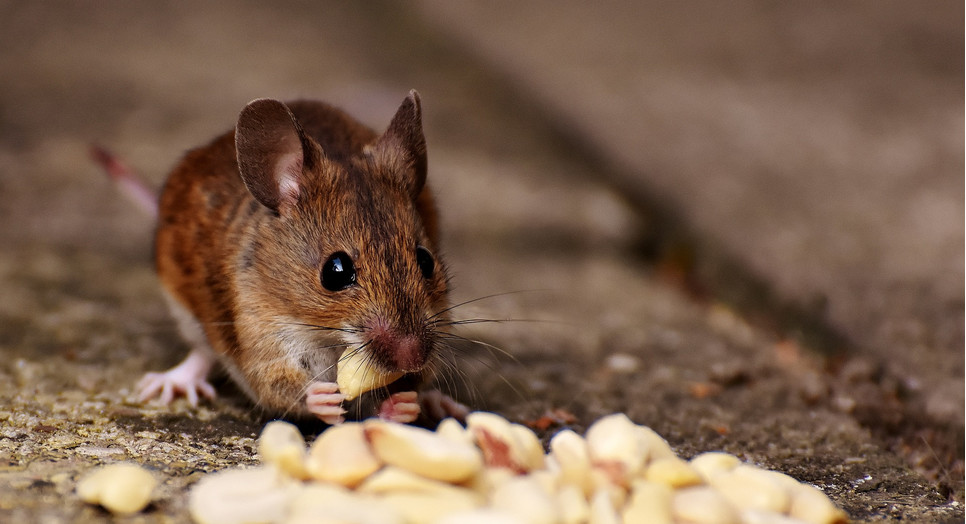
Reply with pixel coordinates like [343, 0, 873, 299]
[321, 252, 356, 291]
[415, 246, 435, 280]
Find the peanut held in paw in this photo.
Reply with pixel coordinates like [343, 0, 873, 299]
[337, 348, 404, 401]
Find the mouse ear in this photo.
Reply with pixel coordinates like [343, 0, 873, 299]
[370, 90, 427, 199]
[236, 99, 318, 215]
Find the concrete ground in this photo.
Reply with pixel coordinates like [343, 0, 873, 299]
[0, 1, 961, 522]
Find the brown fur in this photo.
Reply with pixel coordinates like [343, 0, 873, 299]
[155, 92, 448, 416]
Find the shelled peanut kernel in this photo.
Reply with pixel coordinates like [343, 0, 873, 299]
[77, 463, 158, 516]
[189, 412, 849, 524]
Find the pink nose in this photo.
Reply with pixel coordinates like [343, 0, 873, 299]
[390, 334, 425, 372]
[366, 319, 427, 372]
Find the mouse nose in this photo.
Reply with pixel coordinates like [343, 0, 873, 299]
[390, 334, 425, 372]
[365, 319, 430, 372]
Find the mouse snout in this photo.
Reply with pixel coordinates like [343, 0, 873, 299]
[365, 319, 431, 373]
[388, 333, 424, 372]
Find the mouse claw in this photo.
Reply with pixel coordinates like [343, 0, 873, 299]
[306, 381, 346, 425]
[136, 350, 216, 406]
[378, 391, 421, 424]
[137, 371, 216, 406]
[186, 380, 217, 406]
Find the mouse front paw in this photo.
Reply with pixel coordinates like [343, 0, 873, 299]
[377, 391, 421, 423]
[137, 350, 216, 406]
[306, 381, 346, 425]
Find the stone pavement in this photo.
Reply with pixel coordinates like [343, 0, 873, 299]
[412, 0, 964, 421]
[0, 1, 961, 522]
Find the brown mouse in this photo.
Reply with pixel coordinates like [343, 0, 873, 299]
[121, 91, 465, 424]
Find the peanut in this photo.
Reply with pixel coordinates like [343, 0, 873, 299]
[364, 419, 483, 483]
[76, 463, 157, 516]
[258, 420, 309, 479]
[184, 411, 848, 524]
[337, 348, 403, 401]
[306, 422, 381, 488]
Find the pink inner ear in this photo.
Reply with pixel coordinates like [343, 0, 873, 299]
[275, 151, 302, 206]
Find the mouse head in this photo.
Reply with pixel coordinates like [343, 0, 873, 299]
[234, 92, 449, 376]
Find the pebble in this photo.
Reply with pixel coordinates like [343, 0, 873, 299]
[604, 353, 640, 373]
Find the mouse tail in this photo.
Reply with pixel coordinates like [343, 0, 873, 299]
[90, 145, 159, 219]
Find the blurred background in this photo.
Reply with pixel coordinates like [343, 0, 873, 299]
[0, 1, 962, 518]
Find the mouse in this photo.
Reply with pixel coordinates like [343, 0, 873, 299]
[96, 91, 468, 425]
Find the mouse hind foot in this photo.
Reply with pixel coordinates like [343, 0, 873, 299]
[142, 290, 219, 406]
[137, 348, 217, 406]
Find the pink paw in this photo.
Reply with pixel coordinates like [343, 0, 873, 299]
[137, 352, 216, 406]
[378, 391, 421, 423]
[306, 381, 346, 425]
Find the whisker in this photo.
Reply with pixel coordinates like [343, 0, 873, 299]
[279, 321, 362, 335]
[433, 334, 525, 405]
[430, 332, 527, 408]
[447, 343, 526, 405]
[432, 348, 485, 408]
[436, 332, 520, 363]
[338, 340, 372, 363]
[436, 317, 566, 328]
[429, 289, 544, 320]
[180, 320, 363, 334]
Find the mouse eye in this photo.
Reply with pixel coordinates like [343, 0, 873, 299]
[415, 246, 435, 280]
[321, 252, 356, 292]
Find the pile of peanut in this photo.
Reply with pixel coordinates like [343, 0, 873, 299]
[189, 412, 848, 524]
